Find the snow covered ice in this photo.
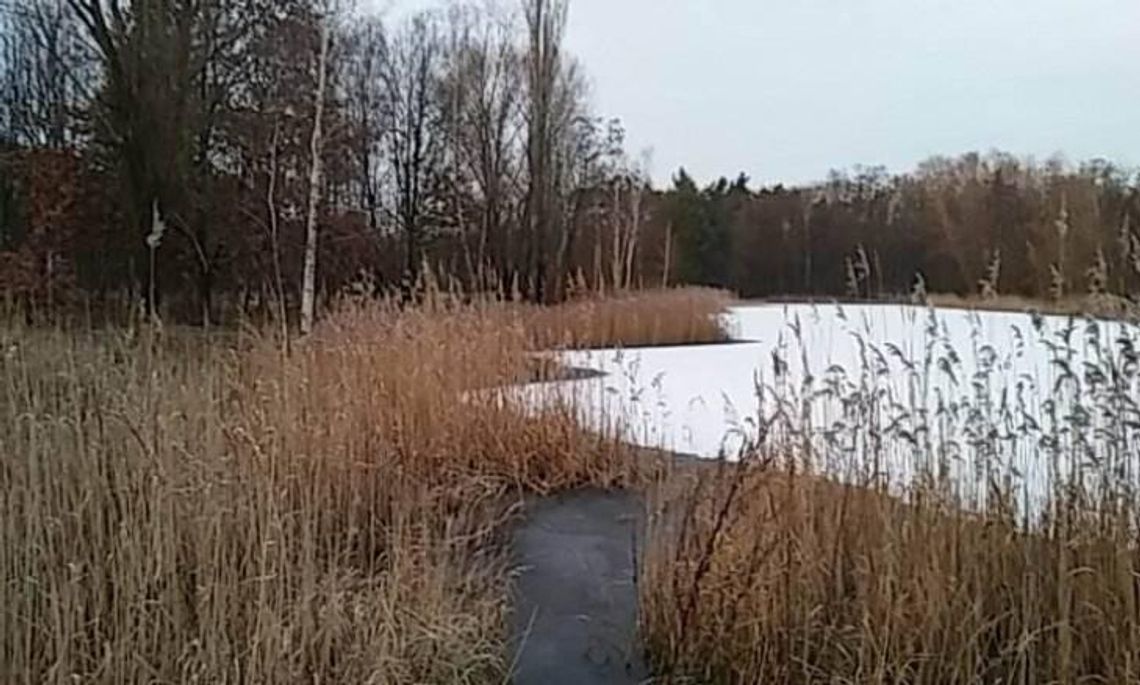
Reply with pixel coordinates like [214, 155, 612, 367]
[521, 303, 1140, 517]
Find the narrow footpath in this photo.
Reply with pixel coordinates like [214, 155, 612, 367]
[509, 489, 650, 685]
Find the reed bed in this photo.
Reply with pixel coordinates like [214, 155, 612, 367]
[517, 287, 732, 350]
[0, 289, 727, 683]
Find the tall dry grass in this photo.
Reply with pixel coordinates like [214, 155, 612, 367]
[0, 290, 728, 683]
[644, 464, 1140, 683]
[642, 306, 1140, 684]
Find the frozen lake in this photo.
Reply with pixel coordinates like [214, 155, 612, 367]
[524, 303, 1140, 516]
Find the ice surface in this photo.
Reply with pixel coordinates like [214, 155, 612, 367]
[520, 303, 1140, 516]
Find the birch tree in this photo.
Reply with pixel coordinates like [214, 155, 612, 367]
[300, 16, 330, 334]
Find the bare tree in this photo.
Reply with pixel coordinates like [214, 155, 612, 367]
[439, 4, 522, 290]
[522, 0, 595, 302]
[521, 0, 565, 301]
[67, 0, 188, 318]
[378, 11, 446, 295]
[557, 113, 620, 295]
[342, 16, 386, 231]
[0, 0, 86, 148]
[67, 0, 266, 323]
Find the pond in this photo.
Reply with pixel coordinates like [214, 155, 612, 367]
[525, 303, 1140, 518]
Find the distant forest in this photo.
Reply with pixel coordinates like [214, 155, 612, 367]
[1, 1, 1137, 325]
[662, 156, 1140, 301]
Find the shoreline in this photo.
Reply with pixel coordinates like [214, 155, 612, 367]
[732, 293, 1139, 322]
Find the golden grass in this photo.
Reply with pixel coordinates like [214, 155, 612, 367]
[517, 287, 732, 349]
[0, 289, 728, 683]
[11, 282, 1140, 683]
[643, 461, 1140, 684]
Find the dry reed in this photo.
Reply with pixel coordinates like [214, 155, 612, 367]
[0, 289, 727, 683]
[517, 287, 731, 350]
[644, 461, 1140, 683]
[641, 304, 1140, 684]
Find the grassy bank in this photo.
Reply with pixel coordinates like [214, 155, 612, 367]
[0, 289, 726, 683]
[742, 292, 1139, 321]
[927, 292, 1138, 319]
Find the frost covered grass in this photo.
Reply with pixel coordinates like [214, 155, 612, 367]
[639, 304, 1140, 683]
[0, 289, 725, 683]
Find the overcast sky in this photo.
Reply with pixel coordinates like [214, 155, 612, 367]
[381, 0, 1140, 187]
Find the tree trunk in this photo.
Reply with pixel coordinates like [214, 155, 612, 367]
[623, 184, 642, 290]
[267, 121, 288, 342]
[524, 0, 566, 303]
[301, 21, 330, 336]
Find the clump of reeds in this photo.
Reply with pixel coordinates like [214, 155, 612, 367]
[845, 244, 873, 300]
[517, 287, 732, 350]
[645, 461, 1140, 683]
[642, 304, 1140, 684]
[979, 248, 1001, 300]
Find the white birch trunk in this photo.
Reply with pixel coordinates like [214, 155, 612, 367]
[623, 184, 641, 290]
[301, 21, 330, 335]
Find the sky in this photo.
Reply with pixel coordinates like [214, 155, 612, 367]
[379, 0, 1140, 187]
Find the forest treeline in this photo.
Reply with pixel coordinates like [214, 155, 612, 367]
[667, 156, 1140, 301]
[1, 0, 1138, 325]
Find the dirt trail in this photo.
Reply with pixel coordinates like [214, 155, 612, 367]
[509, 489, 650, 685]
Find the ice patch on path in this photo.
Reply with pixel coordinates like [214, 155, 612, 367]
[520, 303, 1140, 518]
